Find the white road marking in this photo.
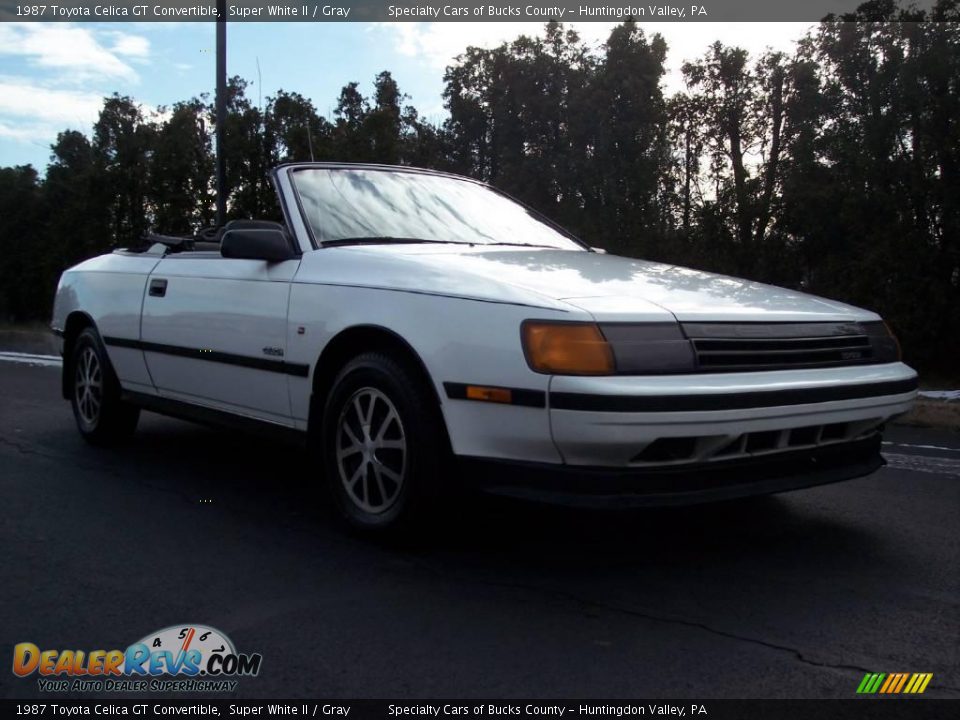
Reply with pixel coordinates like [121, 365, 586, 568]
[883, 441, 960, 454]
[0, 352, 62, 368]
[883, 452, 960, 477]
[919, 390, 960, 402]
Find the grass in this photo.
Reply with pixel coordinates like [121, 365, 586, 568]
[896, 399, 960, 432]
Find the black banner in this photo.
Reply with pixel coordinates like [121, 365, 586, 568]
[0, 0, 946, 23]
[1, 700, 957, 720]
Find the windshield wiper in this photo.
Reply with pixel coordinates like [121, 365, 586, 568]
[476, 242, 558, 249]
[321, 237, 465, 248]
[321, 237, 563, 250]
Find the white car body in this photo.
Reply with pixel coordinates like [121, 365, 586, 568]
[52, 163, 917, 511]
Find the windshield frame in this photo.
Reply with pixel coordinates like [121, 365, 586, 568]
[280, 163, 590, 252]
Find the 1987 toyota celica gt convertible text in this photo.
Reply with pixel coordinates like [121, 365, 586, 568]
[52, 163, 918, 532]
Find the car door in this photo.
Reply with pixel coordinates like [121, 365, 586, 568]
[139, 250, 301, 425]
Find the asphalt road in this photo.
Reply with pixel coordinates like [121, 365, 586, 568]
[0, 360, 957, 700]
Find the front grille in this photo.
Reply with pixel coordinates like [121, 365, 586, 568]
[682, 322, 879, 372]
[630, 418, 884, 466]
[693, 334, 873, 370]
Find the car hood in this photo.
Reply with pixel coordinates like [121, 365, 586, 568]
[304, 245, 878, 322]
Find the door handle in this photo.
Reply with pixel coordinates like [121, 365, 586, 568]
[149, 278, 168, 297]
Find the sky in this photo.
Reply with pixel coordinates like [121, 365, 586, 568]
[0, 21, 816, 171]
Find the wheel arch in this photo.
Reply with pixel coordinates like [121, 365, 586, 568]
[61, 311, 97, 399]
[309, 325, 446, 436]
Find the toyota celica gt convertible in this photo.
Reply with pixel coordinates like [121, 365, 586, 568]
[52, 162, 917, 532]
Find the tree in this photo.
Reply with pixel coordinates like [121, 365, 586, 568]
[218, 77, 278, 220]
[586, 21, 669, 255]
[45, 131, 109, 268]
[92, 94, 154, 246]
[366, 71, 405, 164]
[0, 166, 47, 320]
[443, 23, 671, 253]
[267, 90, 331, 163]
[150, 100, 214, 234]
[332, 81, 370, 161]
[801, 1, 960, 370]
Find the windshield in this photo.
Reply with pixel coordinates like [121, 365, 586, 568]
[290, 167, 585, 250]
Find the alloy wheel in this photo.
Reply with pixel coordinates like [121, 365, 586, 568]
[335, 387, 407, 514]
[75, 346, 102, 428]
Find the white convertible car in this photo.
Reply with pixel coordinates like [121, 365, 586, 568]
[52, 163, 917, 532]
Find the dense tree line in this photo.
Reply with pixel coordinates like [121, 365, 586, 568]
[0, 0, 957, 373]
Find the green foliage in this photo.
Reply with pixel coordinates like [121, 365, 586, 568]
[151, 100, 214, 233]
[0, 4, 957, 374]
[93, 94, 154, 246]
[0, 166, 47, 320]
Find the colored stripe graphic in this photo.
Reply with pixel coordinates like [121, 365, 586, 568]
[888, 673, 907, 693]
[857, 672, 933, 694]
[879, 674, 896, 693]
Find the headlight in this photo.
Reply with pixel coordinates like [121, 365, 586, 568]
[883, 321, 902, 361]
[864, 321, 902, 362]
[521, 320, 698, 375]
[521, 321, 615, 375]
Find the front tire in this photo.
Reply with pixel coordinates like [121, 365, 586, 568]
[320, 352, 446, 534]
[70, 327, 140, 445]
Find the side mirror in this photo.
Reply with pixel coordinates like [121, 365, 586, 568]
[221, 228, 296, 262]
[591, 246, 607, 254]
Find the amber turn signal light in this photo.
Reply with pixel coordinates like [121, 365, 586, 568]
[465, 385, 513, 404]
[521, 321, 615, 375]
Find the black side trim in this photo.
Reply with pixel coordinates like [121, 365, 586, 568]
[103, 337, 310, 377]
[550, 378, 918, 412]
[444, 382, 546, 408]
[122, 390, 305, 443]
[103, 336, 141, 350]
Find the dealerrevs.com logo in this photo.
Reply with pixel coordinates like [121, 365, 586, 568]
[13, 624, 262, 693]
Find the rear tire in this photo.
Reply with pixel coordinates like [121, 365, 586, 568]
[69, 327, 140, 445]
[320, 352, 447, 535]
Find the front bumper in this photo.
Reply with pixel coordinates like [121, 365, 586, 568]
[548, 362, 917, 466]
[460, 434, 884, 508]
[441, 362, 916, 482]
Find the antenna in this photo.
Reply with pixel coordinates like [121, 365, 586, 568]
[256, 57, 263, 113]
[307, 123, 315, 162]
